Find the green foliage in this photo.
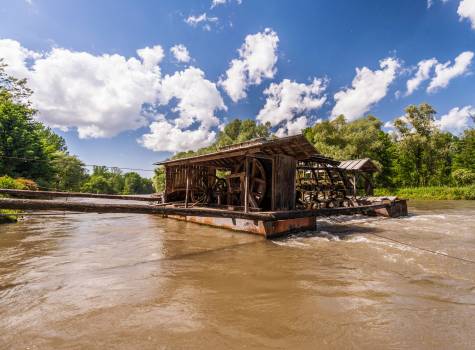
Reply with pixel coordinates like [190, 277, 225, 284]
[304, 103, 474, 192]
[80, 166, 154, 195]
[0, 175, 28, 223]
[0, 209, 21, 224]
[152, 166, 166, 193]
[374, 186, 475, 200]
[452, 168, 475, 186]
[0, 60, 61, 185]
[123, 172, 153, 194]
[81, 175, 114, 194]
[0, 175, 28, 190]
[50, 152, 88, 191]
[304, 115, 393, 186]
[453, 129, 475, 172]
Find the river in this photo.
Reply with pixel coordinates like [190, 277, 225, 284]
[1, 200, 475, 349]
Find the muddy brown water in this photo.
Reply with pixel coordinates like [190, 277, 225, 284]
[1, 200, 475, 349]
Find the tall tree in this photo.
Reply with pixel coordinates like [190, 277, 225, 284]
[392, 103, 454, 186]
[50, 152, 88, 191]
[304, 115, 394, 186]
[0, 60, 54, 184]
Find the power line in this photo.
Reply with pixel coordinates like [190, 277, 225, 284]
[0, 155, 156, 172]
[322, 216, 475, 265]
[370, 232, 475, 265]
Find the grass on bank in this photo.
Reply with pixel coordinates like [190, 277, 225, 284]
[0, 209, 21, 223]
[374, 186, 475, 200]
[0, 175, 32, 223]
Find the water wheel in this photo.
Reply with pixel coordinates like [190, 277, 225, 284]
[235, 158, 267, 209]
[190, 186, 207, 203]
[210, 176, 227, 205]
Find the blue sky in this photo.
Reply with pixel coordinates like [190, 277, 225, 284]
[0, 0, 474, 176]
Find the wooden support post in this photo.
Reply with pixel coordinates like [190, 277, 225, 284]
[244, 156, 249, 213]
[184, 166, 190, 208]
[353, 174, 356, 196]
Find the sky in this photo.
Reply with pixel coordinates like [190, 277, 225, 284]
[0, 0, 474, 176]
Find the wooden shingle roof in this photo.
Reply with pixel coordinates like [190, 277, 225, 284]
[338, 158, 379, 172]
[155, 134, 338, 168]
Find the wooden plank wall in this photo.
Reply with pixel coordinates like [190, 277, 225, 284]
[273, 154, 296, 211]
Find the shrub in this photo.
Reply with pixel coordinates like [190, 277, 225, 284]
[452, 169, 475, 186]
[0, 175, 25, 190]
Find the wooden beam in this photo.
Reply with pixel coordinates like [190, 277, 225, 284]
[244, 156, 249, 213]
[184, 166, 189, 208]
[0, 188, 160, 201]
[0, 198, 274, 220]
[0, 197, 403, 221]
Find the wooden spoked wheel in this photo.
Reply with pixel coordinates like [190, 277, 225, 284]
[211, 177, 227, 205]
[236, 158, 267, 208]
[190, 186, 207, 203]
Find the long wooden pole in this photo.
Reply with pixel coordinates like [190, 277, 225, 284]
[0, 188, 160, 201]
[184, 166, 189, 208]
[0, 197, 398, 220]
[244, 156, 249, 213]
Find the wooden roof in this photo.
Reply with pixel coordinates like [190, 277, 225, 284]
[155, 134, 337, 168]
[338, 158, 379, 172]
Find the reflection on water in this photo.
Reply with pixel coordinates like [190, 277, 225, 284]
[1, 200, 475, 349]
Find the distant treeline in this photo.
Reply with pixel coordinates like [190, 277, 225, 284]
[0, 60, 153, 195]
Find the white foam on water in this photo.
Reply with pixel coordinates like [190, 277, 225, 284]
[347, 236, 372, 243]
[406, 214, 447, 221]
[271, 240, 310, 248]
[312, 231, 341, 241]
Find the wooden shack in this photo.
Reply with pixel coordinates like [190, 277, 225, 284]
[156, 135, 338, 213]
[338, 158, 379, 196]
[149, 136, 406, 237]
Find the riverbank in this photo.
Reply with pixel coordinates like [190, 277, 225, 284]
[0, 210, 20, 223]
[375, 186, 475, 200]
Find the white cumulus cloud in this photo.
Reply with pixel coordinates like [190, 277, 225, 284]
[211, 0, 242, 8]
[458, 0, 475, 29]
[140, 67, 226, 152]
[139, 115, 217, 153]
[0, 39, 164, 138]
[405, 58, 437, 96]
[256, 78, 327, 136]
[437, 105, 475, 135]
[331, 57, 400, 121]
[220, 28, 279, 102]
[427, 51, 474, 93]
[170, 44, 191, 63]
[185, 13, 218, 31]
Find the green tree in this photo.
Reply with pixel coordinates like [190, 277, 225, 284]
[152, 166, 165, 193]
[453, 129, 475, 172]
[123, 172, 143, 194]
[123, 172, 153, 194]
[305, 115, 394, 186]
[0, 60, 66, 186]
[108, 167, 125, 194]
[392, 103, 454, 186]
[81, 175, 114, 194]
[50, 152, 88, 191]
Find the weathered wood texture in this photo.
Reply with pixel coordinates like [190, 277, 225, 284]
[0, 189, 160, 201]
[0, 197, 401, 220]
[0, 198, 273, 220]
[272, 154, 296, 211]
